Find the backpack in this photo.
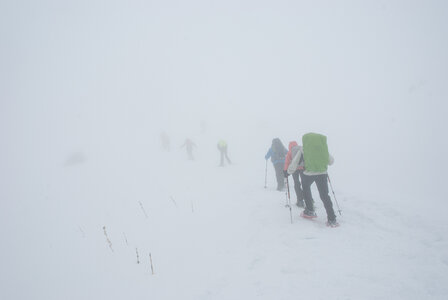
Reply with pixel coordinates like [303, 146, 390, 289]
[302, 133, 329, 173]
[271, 138, 287, 162]
[287, 145, 304, 174]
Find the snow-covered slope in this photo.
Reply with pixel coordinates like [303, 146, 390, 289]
[1, 0, 448, 299]
[1, 129, 447, 299]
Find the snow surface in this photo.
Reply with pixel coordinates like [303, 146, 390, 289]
[1, 0, 448, 299]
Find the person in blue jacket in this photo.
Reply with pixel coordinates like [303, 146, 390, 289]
[265, 138, 288, 191]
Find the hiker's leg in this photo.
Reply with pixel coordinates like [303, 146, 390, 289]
[315, 174, 336, 221]
[301, 174, 315, 210]
[274, 163, 284, 190]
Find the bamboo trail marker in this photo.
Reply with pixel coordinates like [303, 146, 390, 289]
[170, 196, 177, 207]
[123, 232, 129, 246]
[79, 226, 85, 238]
[139, 201, 149, 218]
[149, 253, 155, 275]
[103, 226, 113, 252]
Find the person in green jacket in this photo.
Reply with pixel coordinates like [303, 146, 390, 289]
[290, 133, 338, 227]
[217, 140, 232, 166]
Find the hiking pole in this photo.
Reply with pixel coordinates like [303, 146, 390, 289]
[286, 176, 293, 224]
[264, 160, 268, 188]
[327, 174, 342, 216]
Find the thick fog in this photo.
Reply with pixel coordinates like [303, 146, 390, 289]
[1, 0, 448, 299]
[2, 0, 447, 200]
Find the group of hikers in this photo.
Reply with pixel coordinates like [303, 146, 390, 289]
[181, 138, 232, 166]
[265, 133, 339, 227]
[162, 130, 339, 227]
[161, 132, 232, 167]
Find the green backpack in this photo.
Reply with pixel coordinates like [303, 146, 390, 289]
[302, 133, 329, 173]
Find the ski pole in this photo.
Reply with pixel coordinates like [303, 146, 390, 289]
[286, 176, 293, 224]
[327, 174, 342, 216]
[264, 160, 268, 188]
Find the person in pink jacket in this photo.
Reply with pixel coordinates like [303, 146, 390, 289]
[283, 141, 305, 207]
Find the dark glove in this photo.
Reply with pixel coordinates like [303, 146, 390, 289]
[283, 170, 289, 177]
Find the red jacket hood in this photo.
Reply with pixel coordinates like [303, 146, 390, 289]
[288, 141, 298, 151]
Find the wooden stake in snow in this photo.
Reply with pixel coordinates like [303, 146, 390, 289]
[149, 253, 155, 275]
[136, 248, 140, 264]
[79, 226, 85, 238]
[170, 196, 177, 207]
[123, 232, 129, 246]
[139, 201, 148, 218]
[103, 226, 113, 252]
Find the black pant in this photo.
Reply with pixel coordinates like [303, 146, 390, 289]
[302, 173, 336, 221]
[292, 170, 304, 202]
[219, 148, 231, 166]
[273, 163, 284, 190]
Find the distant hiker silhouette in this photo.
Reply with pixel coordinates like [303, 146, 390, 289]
[200, 120, 207, 134]
[181, 138, 196, 160]
[160, 131, 170, 152]
[217, 140, 232, 166]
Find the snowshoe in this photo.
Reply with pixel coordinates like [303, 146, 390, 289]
[326, 220, 340, 227]
[301, 209, 317, 219]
